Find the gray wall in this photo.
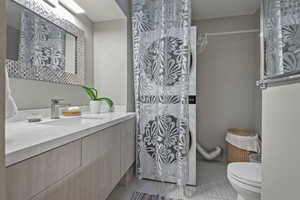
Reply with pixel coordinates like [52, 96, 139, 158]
[6, 26, 19, 60]
[0, 0, 6, 198]
[115, 0, 129, 17]
[262, 83, 300, 199]
[193, 14, 261, 160]
[8, 0, 94, 110]
[93, 19, 128, 106]
[125, 0, 135, 112]
[115, 0, 135, 112]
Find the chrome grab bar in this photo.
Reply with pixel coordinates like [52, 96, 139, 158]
[257, 73, 300, 89]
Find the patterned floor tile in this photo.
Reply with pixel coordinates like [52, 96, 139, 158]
[107, 161, 237, 200]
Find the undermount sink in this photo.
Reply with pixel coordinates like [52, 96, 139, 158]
[39, 118, 86, 126]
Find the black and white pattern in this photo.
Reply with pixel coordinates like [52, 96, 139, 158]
[264, 0, 300, 78]
[18, 10, 66, 71]
[282, 24, 300, 72]
[132, 0, 191, 186]
[7, 0, 85, 85]
[143, 115, 189, 164]
[143, 37, 187, 86]
[139, 95, 181, 104]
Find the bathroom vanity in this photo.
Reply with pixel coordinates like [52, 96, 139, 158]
[4, 0, 136, 199]
[5, 113, 136, 200]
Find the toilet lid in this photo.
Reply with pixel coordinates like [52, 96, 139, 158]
[228, 162, 261, 188]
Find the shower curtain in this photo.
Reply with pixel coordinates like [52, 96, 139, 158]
[264, 0, 300, 78]
[132, 0, 191, 189]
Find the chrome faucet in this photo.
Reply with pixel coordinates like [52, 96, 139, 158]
[50, 99, 70, 119]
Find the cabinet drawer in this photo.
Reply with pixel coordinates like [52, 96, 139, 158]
[31, 170, 81, 200]
[6, 140, 81, 200]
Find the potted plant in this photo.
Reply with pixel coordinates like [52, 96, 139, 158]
[81, 86, 114, 114]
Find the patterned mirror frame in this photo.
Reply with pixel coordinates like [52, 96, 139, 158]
[6, 0, 85, 85]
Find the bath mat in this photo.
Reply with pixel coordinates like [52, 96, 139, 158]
[131, 192, 178, 200]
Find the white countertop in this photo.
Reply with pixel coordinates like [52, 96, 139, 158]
[6, 112, 136, 166]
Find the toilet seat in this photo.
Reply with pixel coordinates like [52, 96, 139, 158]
[227, 162, 261, 193]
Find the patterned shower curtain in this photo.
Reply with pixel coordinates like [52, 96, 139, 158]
[132, 0, 191, 188]
[264, 0, 300, 78]
[18, 10, 66, 71]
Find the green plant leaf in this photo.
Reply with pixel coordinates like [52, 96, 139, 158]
[81, 85, 96, 100]
[91, 88, 98, 99]
[95, 97, 114, 108]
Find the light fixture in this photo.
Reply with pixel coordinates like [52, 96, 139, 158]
[44, 0, 59, 8]
[59, 0, 85, 14]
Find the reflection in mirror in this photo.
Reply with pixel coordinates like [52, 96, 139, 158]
[6, 0, 77, 74]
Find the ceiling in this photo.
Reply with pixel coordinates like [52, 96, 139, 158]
[74, 0, 260, 23]
[74, 0, 126, 22]
[192, 0, 260, 20]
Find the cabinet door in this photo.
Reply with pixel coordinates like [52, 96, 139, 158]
[100, 124, 121, 198]
[121, 119, 136, 176]
[81, 124, 121, 200]
[6, 140, 81, 200]
[80, 132, 101, 200]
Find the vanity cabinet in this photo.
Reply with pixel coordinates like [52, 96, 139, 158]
[121, 119, 136, 175]
[81, 123, 122, 200]
[31, 170, 81, 200]
[80, 118, 135, 199]
[6, 140, 81, 200]
[6, 118, 136, 200]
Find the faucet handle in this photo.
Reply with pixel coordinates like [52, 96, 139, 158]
[51, 99, 64, 104]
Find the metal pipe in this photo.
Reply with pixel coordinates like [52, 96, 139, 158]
[256, 73, 300, 89]
[206, 29, 260, 37]
[196, 143, 222, 161]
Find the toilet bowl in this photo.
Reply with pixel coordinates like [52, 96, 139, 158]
[227, 162, 261, 200]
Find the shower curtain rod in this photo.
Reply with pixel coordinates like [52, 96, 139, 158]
[206, 29, 260, 36]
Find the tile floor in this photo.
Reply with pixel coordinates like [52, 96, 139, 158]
[107, 160, 237, 200]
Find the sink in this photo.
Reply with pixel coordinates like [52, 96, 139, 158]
[39, 118, 86, 126]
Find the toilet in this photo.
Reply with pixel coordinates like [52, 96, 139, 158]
[227, 162, 261, 200]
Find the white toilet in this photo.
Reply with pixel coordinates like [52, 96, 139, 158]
[227, 162, 261, 200]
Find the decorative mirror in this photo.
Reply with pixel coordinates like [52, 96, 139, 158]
[6, 0, 85, 85]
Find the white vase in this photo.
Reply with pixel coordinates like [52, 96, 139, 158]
[89, 101, 101, 114]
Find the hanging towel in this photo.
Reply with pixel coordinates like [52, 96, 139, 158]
[226, 132, 261, 153]
[5, 67, 18, 119]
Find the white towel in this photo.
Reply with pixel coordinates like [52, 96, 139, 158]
[5, 67, 18, 119]
[226, 133, 261, 153]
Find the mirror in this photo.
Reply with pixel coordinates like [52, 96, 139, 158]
[6, 0, 85, 85]
[7, 2, 77, 74]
